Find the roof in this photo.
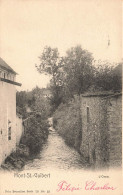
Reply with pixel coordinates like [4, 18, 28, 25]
[0, 57, 17, 74]
[0, 77, 22, 86]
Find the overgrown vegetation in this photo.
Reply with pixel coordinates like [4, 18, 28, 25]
[16, 86, 51, 119]
[53, 97, 82, 152]
[35, 45, 122, 152]
[93, 61, 122, 91]
[36, 45, 122, 110]
[16, 87, 51, 159]
[20, 115, 49, 156]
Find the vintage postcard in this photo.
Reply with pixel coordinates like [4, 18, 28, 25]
[0, 0, 122, 195]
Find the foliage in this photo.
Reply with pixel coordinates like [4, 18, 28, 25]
[36, 46, 60, 76]
[20, 115, 49, 155]
[36, 46, 62, 108]
[94, 61, 122, 91]
[36, 45, 95, 108]
[61, 45, 94, 100]
[53, 96, 82, 152]
[36, 45, 122, 110]
[34, 45, 122, 162]
[16, 86, 51, 119]
[16, 87, 51, 156]
[16, 91, 28, 118]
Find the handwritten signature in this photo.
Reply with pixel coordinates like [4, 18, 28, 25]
[56, 180, 116, 192]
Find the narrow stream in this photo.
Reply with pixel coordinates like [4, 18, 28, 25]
[24, 118, 86, 171]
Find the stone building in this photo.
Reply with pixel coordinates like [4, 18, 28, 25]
[80, 91, 122, 168]
[0, 58, 21, 165]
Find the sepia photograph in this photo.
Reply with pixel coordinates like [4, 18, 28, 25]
[0, 0, 122, 194]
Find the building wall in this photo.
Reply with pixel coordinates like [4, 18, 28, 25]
[107, 95, 122, 167]
[80, 94, 122, 168]
[0, 80, 16, 165]
[0, 68, 16, 81]
[16, 115, 24, 146]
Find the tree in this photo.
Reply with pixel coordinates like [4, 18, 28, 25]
[36, 45, 95, 107]
[62, 45, 94, 99]
[94, 61, 122, 91]
[36, 45, 122, 109]
[36, 46, 59, 84]
[31, 87, 51, 118]
[16, 91, 28, 118]
[16, 86, 51, 118]
[36, 46, 63, 109]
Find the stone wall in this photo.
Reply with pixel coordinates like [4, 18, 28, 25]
[80, 93, 122, 168]
[107, 95, 122, 167]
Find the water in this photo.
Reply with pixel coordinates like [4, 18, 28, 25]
[24, 118, 86, 171]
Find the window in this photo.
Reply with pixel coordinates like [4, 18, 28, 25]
[8, 127, 11, 140]
[87, 106, 89, 123]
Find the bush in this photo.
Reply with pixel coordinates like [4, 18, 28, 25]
[20, 115, 49, 156]
[94, 63, 122, 92]
[53, 96, 82, 152]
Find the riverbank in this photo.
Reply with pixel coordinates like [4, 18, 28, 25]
[1, 144, 29, 171]
[1, 115, 50, 171]
[1, 139, 49, 171]
[53, 97, 82, 153]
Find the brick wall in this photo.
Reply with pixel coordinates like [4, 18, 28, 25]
[80, 93, 122, 168]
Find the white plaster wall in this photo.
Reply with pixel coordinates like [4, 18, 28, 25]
[16, 116, 23, 146]
[0, 80, 16, 165]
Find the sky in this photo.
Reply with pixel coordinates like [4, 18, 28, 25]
[0, 0, 122, 91]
